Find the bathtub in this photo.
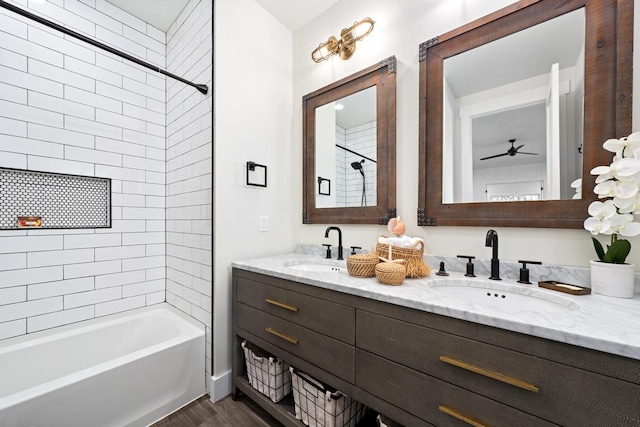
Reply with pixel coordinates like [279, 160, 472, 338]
[0, 304, 205, 427]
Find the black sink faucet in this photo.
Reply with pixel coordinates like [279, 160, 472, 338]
[324, 226, 343, 260]
[485, 229, 501, 280]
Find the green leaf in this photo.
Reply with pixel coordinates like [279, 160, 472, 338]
[602, 239, 631, 264]
[592, 237, 605, 261]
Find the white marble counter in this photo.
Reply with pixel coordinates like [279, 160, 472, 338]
[232, 253, 640, 360]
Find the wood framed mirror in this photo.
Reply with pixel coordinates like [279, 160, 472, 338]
[418, 0, 633, 228]
[303, 56, 397, 224]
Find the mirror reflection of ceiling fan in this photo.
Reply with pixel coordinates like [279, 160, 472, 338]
[480, 138, 539, 161]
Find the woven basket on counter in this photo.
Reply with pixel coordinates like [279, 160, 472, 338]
[376, 235, 432, 278]
[375, 262, 406, 286]
[346, 253, 379, 277]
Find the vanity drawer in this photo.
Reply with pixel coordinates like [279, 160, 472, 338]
[237, 303, 355, 383]
[356, 349, 557, 427]
[236, 275, 355, 344]
[357, 310, 640, 427]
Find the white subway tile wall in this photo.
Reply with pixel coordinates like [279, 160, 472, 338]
[335, 122, 377, 207]
[166, 0, 213, 378]
[0, 0, 169, 341]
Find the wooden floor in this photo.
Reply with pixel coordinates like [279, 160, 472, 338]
[151, 394, 282, 427]
[152, 394, 382, 427]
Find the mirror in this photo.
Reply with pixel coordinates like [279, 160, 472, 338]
[418, 0, 633, 228]
[303, 56, 396, 224]
[444, 8, 585, 203]
[315, 86, 377, 208]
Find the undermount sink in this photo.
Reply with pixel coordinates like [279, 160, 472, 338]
[284, 260, 346, 273]
[429, 279, 580, 313]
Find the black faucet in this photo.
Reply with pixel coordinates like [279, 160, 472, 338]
[485, 229, 501, 280]
[324, 226, 343, 260]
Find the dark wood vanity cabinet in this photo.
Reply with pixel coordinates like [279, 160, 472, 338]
[232, 269, 640, 427]
[356, 303, 640, 427]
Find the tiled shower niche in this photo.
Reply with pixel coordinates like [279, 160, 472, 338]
[0, 167, 111, 230]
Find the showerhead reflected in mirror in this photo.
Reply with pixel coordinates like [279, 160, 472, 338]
[315, 86, 377, 208]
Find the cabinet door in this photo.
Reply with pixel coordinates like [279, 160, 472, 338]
[236, 276, 355, 344]
[357, 349, 557, 427]
[237, 303, 355, 383]
[357, 310, 640, 427]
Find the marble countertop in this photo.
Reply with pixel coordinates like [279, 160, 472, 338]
[232, 253, 640, 360]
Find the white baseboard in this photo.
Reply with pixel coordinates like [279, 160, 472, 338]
[208, 370, 232, 402]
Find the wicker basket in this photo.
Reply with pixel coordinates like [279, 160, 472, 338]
[346, 253, 379, 277]
[375, 262, 406, 286]
[376, 235, 432, 278]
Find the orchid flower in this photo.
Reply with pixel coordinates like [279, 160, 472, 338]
[584, 200, 615, 235]
[603, 132, 640, 158]
[606, 213, 640, 237]
[570, 178, 582, 200]
[585, 132, 640, 264]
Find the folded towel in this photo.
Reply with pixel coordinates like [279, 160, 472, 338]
[378, 236, 423, 248]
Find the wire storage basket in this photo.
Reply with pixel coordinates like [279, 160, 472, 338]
[377, 414, 404, 427]
[242, 340, 292, 403]
[290, 367, 367, 427]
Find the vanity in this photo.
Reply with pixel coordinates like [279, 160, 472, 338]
[277, 0, 638, 423]
[232, 254, 640, 427]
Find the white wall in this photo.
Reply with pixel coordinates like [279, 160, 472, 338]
[292, 0, 640, 268]
[315, 102, 337, 208]
[0, 0, 167, 341]
[166, 0, 213, 389]
[213, 0, 294, 400]
[473, 163, 546, 202]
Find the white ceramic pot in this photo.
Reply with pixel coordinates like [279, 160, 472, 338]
[590, 260, 636, 298]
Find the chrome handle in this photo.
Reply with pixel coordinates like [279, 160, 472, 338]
[266, 327, 298, 345]
[439, 405, 490, 427]
[440, 355, 539, 393]
[265, 298, 298, 312]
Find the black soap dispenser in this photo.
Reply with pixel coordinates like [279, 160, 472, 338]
[436, 261, 449, 276]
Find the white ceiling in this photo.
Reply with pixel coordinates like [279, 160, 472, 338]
[105, 0, 190, 32]
[254, 0, 339, 32]
[445, 8, 585, 99]
[105, 0, 337, 33]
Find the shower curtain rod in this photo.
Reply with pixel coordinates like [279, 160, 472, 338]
[335, 144, 377, 164]
[0, 0, 209, 95]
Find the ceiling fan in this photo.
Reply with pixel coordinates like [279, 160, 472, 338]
[480, 138, 539, 161]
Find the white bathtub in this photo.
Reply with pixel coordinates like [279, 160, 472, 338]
[0, 304, 205, 427]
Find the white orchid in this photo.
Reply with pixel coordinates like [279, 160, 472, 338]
[571, 178, 582, 200]
[606, 213, 640, 237]
[591, 156, 640, 184]
[585, 132, 640, 263]
[584, 200, 615, 235]
[602, 132, 640, 158]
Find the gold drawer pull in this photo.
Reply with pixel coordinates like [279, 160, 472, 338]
[439, 405, 490, 427]
[440, 355, 539, 393]
[265, 298, 298, 312]
[266, 327, 298, 344]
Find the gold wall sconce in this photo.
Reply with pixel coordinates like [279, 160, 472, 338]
[311, 17, 375, 63]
